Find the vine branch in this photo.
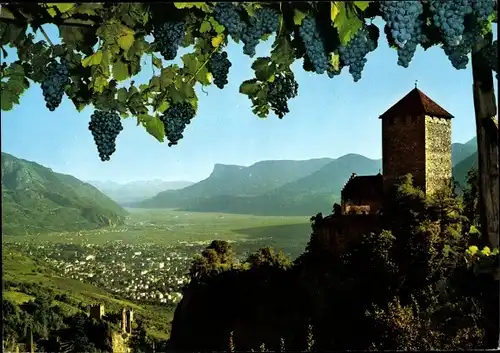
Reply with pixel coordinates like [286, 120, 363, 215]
[38, 25, 54, 47]
[188, 45, 219, 85]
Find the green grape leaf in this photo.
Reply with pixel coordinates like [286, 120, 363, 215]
[0, 63, 30, 111]
[195, 64, 211, 86]
[208, 17, 225, 34]
[239, 80, 261, 96]
[169, 80, 196, 104]
[271, 35, 295, 67]
[252, 57, 275, 82]
[331, 2, 340, 22]
[181, 53, 199, 75]
[243, 3, 257, 17]
[200, 20, 212, 33]
[353, 1, 370, 11]
[174, 2, 209, 10]
[0, 21, 27, 46]
[159, 67, 177, 90]
[332, 2, 363, 45]
[117, 26, 135, 51]
[141, 114, 165, 142]
[82, 51, 103, 67]
[112, 60, 129, 81]
[293, 9, 307, 26]
[117, 88, 128, 103]
[158, 100, 170, 113]
[51, 3, 76, 14]
[329, 52, 340, 73]
[58, 25, 97, 55]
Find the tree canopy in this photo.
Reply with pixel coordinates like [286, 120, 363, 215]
[0, 2, 497, 157]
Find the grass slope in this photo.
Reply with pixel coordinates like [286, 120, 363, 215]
[1, 152, 128, 235]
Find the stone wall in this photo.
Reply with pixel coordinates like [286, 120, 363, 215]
[382, 114, 426, 192]
[424, 115, 452, 194]
[342, 199, 382, 215]
[316, 215, 382, 255]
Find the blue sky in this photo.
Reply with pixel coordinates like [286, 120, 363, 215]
[1, 20, 497, 183]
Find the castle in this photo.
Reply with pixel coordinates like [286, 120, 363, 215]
[89, 303, 134, 334]
[317, 86, 454, 254]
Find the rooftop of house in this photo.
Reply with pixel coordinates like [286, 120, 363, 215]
[341, 173, 383, 202]
[379, 87, 454, 120]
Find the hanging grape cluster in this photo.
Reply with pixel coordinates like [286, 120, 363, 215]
[339, 26, 377, 82]
[88, 110, 123, 161]
[428, 0, 470, 47]
[160, 103, 196, 147]
[396, 19, 426, 68]
[380, 1, 424, 48]
[213, 3, 246, 42]
[208, 51, 232, 89]
[153, 21, 186, 61]
[299, 17, 329, 74]
[41, 60, 70, 111]
[267, 73, 299, 119]
[471, 0, 496, 22]
[241, 7, 280, 57]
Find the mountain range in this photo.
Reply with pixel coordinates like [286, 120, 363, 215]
[1, 136, 478, 235]
[1, 152, 127, 236]
[129, 137, 478, 216]
[87, 180, 194, 204]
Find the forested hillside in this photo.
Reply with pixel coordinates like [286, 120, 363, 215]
[1, 153, 128, 235]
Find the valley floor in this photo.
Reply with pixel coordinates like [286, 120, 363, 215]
[3, 208, 311, 340]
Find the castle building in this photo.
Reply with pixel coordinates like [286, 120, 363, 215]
[122, 308, 134, 334]
[89, 303, 105, 320]
[317, 87, 454, 254]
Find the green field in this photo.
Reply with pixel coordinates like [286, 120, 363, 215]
[6, 208, 312, 257]
[3, 208, 312, 340]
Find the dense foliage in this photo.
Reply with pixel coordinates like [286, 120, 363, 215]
[168, 173, 498, 351]
[2, 285, 113, 353]
[0, 2, 497, 160]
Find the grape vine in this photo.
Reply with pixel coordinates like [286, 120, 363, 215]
[428, 0, 469, 47]
[209, 51, 232, 89]
[339, 26, 377, 82]
[41, 60, 70, 112]
[241, 7, 280, 57]
[0, 1, 497, 156]
[379, 1, 424, 49]
[160, 103, 196, 147]
[267, 73, 299, 119]
[153, 21, 186, 61]
[299, 17, 328, 75]
[213, 3, 246, 42]
[88, 110, 123, 162]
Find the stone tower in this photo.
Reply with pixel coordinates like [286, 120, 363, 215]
[89, 303, 105, 320]
[379, 87, 454, 194]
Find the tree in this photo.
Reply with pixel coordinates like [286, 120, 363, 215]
[0, 3, 497, 256]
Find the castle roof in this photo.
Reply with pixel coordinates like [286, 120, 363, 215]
[379, 88, 454, 120]
[341, 173, 383, 201]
